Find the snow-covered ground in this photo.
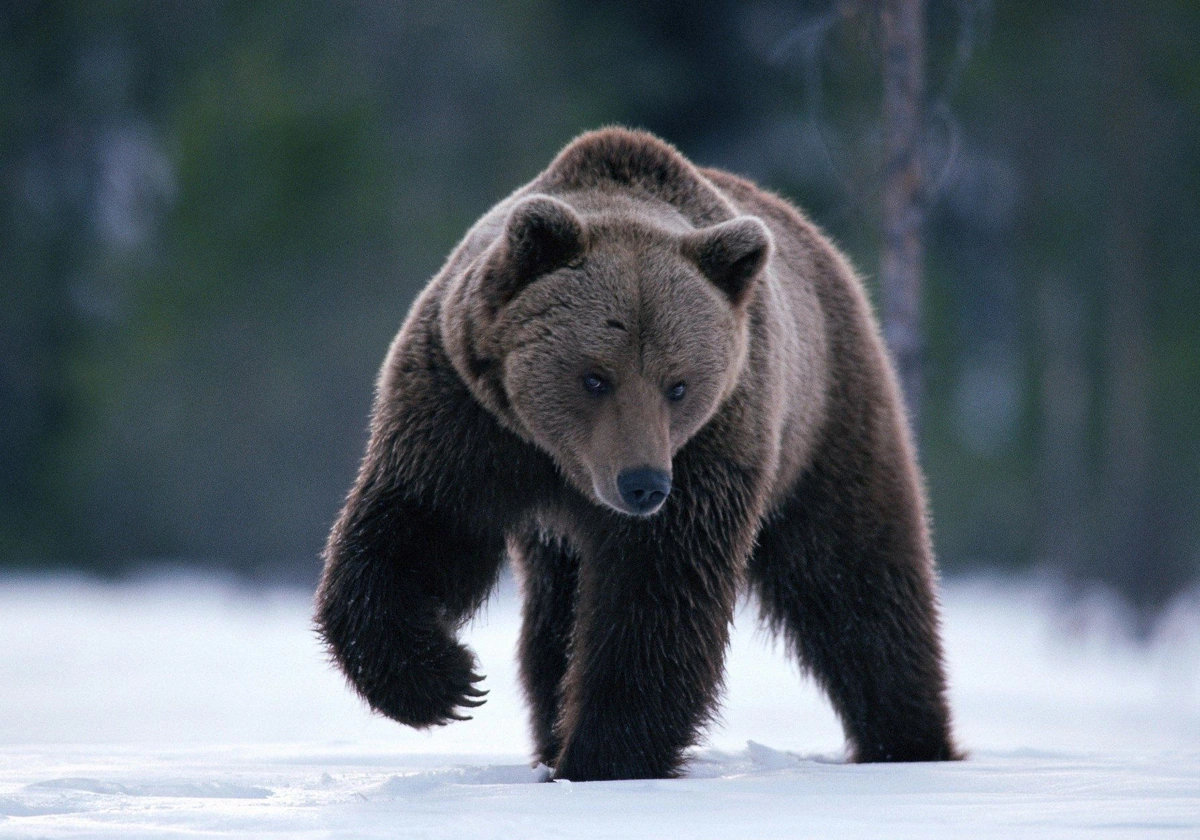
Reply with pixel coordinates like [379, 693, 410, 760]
[0, 573, 1197, 838]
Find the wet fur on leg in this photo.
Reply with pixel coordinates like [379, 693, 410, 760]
[512, 529, 579, 765]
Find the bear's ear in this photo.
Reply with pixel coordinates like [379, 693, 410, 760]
[483, 195, 586, 309]
[682, 216, 772, 306]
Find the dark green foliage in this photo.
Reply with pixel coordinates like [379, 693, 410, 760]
[2, 1, 1197, 615]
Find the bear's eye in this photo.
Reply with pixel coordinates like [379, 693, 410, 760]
[667, 382, 687, 402]
[582, 373, 611, 396]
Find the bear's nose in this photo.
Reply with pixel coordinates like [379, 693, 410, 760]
[616, 468, 672, 515]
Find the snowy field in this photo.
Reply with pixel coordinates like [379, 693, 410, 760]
[1, 573, 1198, 838]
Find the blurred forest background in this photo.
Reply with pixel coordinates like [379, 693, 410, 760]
[2, 0, 1197, 626]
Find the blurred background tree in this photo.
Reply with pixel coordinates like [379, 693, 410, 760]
[2, 0, 1197, 626]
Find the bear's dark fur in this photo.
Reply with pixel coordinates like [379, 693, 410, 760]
[316, 127, 959, 781]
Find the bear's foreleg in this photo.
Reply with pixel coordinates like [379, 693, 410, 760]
[551, 462, 756, 781]
[748, 434, 959, 763]
[512, 530, 580, 766]
[316, 480, 506, 729]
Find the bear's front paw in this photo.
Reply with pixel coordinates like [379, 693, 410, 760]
[369, 640, 489, 728]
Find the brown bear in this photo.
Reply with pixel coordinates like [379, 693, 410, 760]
[316, 127, 959, 781]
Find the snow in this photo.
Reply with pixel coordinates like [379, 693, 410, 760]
[0, 573, 1197, 838]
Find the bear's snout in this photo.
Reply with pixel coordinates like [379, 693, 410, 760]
[616, 467, 672, 515]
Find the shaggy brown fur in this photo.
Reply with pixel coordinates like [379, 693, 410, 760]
[315, 127, 959, 781]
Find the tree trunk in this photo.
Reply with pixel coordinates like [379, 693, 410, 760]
[1098, 0, 1158, 622]
[880, 0, 927, 434]
[1038, 279, 1090, 576]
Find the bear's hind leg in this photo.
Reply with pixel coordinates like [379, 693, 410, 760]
[748, 438, 959, 763]
[512, 530, 579, 766]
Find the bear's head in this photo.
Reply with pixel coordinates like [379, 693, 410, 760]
[445, 193, 771, 517]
